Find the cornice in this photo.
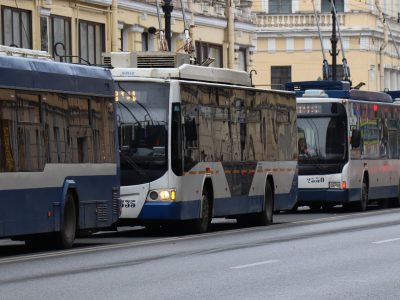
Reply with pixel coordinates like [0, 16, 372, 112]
[256, 28, 385, 38]
[117, 0, 258, 31]
[81, 0, 112, 6]
[235, 21, 256, 32]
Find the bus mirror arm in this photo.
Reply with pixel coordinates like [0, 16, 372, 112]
[351, 129, 361, 148]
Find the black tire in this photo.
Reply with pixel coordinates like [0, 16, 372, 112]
[191, 194, 210, 234]
[254, 181, 273, 226]
[56, 193, 77, 249]
[357, 180, 368, 212]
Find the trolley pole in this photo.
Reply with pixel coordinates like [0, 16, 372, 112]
[330, 0, 338, 80]
[162, 0, 173, 51]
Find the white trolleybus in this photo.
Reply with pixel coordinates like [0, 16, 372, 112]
[286, 80, 400, 211]
[0, 47, 120, 248]
[109, 52, 298, 232]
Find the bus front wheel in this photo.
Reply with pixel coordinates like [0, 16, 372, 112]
[190, 193, 210, 234]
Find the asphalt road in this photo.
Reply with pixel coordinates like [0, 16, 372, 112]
[1, 206, 400, 299]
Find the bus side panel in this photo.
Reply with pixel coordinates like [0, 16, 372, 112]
[361, 160, 399, 200]
[0, 174, 118, 239]
[0, 187, 60, 237]
[66, 175, 119, 229]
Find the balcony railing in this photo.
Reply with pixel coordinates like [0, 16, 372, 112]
[257, 13, 345, 30]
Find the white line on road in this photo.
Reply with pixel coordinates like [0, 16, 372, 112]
[230, 260, 279, 269]
[372, 237, 400, 244]
[2, 208, 399, 265]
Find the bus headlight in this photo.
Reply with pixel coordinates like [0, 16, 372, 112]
[147, 189, 176, 201]
[159, 190, 171, 200]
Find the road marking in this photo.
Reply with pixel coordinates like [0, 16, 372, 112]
[373, 237, 400, 244]
[1, 208, 399, 265]
[0, 228, 280, 265]
[230, 260, 279, 269]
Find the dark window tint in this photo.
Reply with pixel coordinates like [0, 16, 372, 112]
[171, 103, 183, 176]
[269, 0, 292, 13]
[0, 88, 115, 172]
[321, 0, 344, 13]
[271, 66, 291, 90]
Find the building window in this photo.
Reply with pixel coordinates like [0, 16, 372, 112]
[40, 16, 48, 52]
[1, 6, 32, 49]
[49, 15, 71, 62]
[304, 37, 312, 52]
[269, 0, 292, 14]
[271, 66, 291, 90]
[79, 20, 105, 65]
[321, 0, 344, 13]
[286, 38, 294, 52]
[268, 38, 276, 52]
[142, 32, 149, 51]
[237, 48, 247, 71]
[196, 42, 223, 68]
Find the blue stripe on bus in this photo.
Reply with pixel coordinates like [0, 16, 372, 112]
[213, 192, 297, 216]
[369, 185, 398, 200]
[139, 191, 298, 221]
[138, 200, 201, 220]
[298, 189, 350, 204]
[139, 175, 298, 220]
[213, 195, 264, 216]
[0, 175, 118, 238]
[298, 184, 398, 204]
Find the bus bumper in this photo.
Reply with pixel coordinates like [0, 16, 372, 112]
[298, 189, 350, 205]
[138, 200, 201, 221]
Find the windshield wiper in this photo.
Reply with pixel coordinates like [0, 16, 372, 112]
[121, 152, 147, 177]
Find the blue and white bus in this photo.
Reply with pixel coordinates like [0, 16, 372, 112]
[0, 48, 120, 248]
[286, 80, 400, 211]
[108, 52, 298, 232]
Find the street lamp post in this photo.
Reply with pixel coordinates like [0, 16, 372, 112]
[330, 0, 338, 81]
[162, 0, 173, 51]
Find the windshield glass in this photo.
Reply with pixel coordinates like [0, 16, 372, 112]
[116, 81, 169, 186]
[297, 116, 347, 163]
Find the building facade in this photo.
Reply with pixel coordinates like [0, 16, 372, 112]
[252, 0, 400, 91]
[0, 0, 256, 70]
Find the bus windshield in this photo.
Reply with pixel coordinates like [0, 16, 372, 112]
[297, 116, 347, 163]
[116, 81, 169, 186]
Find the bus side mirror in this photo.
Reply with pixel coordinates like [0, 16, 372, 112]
[351, 129, 361, 148]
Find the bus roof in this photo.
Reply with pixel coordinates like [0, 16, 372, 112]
[111, 64, 252, 87]
[0, 55, 114, 97]
[286, 80, 393, 103]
